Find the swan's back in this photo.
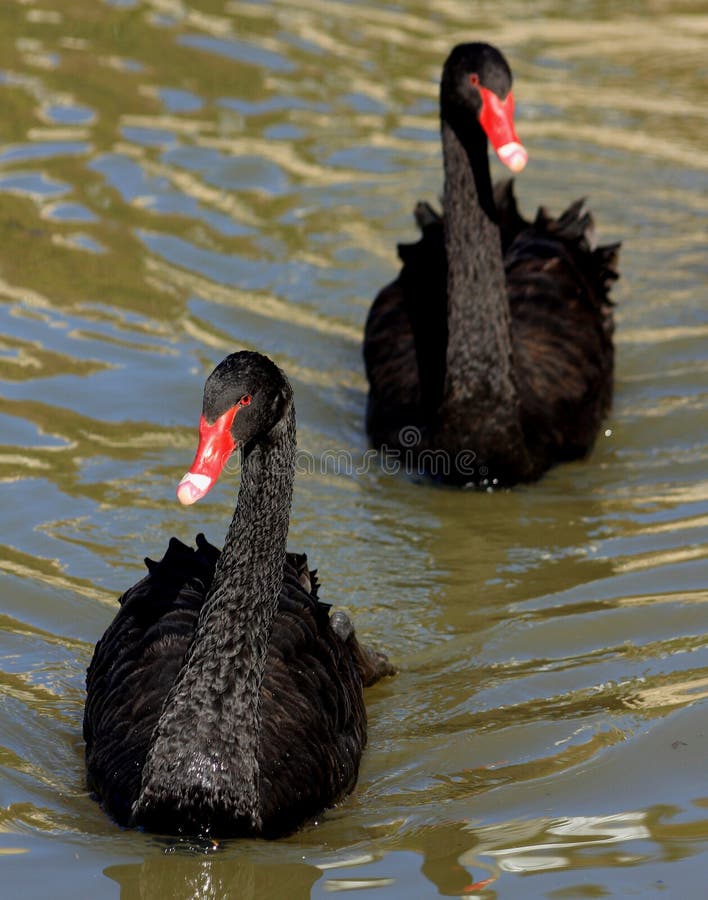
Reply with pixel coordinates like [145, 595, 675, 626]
[84, 537, 211, 825]
[257, 559, 367, 837]
[364, 182, 619, 471]
[498, 182, 618, 464]
[364, 203, 448, 447]
[84, 538, 385, 835]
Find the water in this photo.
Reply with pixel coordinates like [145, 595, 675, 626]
[0, 1, 706, 897]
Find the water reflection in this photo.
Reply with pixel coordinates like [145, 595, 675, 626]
[106, 852, 322, 900]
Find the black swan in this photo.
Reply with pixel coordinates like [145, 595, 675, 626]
[84, 351, 394, 838]
[364, 42, 619, 487]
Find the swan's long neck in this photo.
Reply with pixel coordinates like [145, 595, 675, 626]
[437, 118, 528, 474]
[135, 404, 296, 833]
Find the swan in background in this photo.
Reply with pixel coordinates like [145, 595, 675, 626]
[364, 42, 619, 486]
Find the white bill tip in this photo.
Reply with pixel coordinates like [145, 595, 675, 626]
[497, 141, 528, 173]
[177, 472, 213, 505]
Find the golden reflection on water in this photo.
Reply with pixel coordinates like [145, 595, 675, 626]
[0, 0, 706, 896]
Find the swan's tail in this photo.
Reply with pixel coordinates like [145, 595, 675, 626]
[330, 610, 396, 686]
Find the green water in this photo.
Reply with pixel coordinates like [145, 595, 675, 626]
[0, 1, 706, 897]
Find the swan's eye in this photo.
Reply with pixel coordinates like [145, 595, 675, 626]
[240, 394, 252, 407]
[469, 73, 480, 87]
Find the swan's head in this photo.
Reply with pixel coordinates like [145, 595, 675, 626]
[441, 42, 528, 174]
[177, 351, 292, 505]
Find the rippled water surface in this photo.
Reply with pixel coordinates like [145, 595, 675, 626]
[1, 0, 707, 897]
